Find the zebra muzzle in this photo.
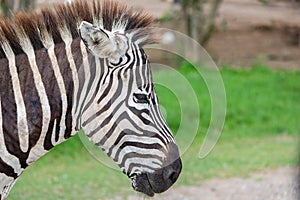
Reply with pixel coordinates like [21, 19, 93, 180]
[133, 142, 182, 196]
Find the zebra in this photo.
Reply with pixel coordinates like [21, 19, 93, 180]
[0, 0, 182, 199]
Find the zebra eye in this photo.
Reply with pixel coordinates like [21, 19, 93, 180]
[133, 93, 149, 104]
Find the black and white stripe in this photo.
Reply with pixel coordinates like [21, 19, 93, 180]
[0, 1, 181, 198]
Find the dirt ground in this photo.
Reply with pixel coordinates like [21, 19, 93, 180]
[108, 167, 298, 200]
[208, 0, 300, 69]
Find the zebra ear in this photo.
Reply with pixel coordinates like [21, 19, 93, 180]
[79, 21, 128, 62]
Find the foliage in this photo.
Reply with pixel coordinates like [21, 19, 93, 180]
[0, 0, 35, 16]
[158, 10, 173, 23]
[257, 0, 270, 4]
[9, 64, 300, 199]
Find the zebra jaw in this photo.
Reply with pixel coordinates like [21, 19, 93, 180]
[128, 146, 182, 196]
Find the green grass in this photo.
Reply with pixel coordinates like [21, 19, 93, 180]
[9, 63, 300, 199]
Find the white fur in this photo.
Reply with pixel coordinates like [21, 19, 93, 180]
[58, 24, 80, 133]
[39, 29, 68, 146]
[15, 27, 51, 164]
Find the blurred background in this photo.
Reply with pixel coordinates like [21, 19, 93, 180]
[1, 0, 299, 199]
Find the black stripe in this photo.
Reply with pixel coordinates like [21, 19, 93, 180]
[91, 101, 124, 141]
[87, 100, 122, 138]
[90, 66, 135, 139]
[83, 68, 124, 127]
[106, 129, 167, 157]
[0, 61, 28, 168]
[53, 41, 74, 138]
[44, 120, 54, 150]
[34, 48, 62, 150]
[81, 58, 105, 114]
[64, 95, 73, 136]
[117, 152, 162, 169]
[0, 45, 5, 60]
[96, 66, 121, 104]
[129, 106, 151, 125]
[121, 141, 162, 151]
[16, 53, 43, 152]
[0, 157, 18, 179]
[116, 142, 165, 173]
[151, 103, 173, 140]
[82, 100, 111, 128]
[84, 54, 96, 99]
[72, 39, 84, 122]
[76, 53, 97, 129]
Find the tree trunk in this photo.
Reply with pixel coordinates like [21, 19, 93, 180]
[181, 0, 223, 46]
[200, 0, 222, 46]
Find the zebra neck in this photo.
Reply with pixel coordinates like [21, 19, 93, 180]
[0, 36, 96, 170]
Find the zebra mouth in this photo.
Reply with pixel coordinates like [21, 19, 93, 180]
[130, 173, 154, 197]
[129, 157, 182, 196]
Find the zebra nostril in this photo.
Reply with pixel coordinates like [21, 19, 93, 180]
[164, 168, 179, 183]
[169, 170, 178, 183]
[162, 157, 182, 184]
[146, 157, 182, 194]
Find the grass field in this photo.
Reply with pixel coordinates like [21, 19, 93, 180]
[9, 63, 300, 199]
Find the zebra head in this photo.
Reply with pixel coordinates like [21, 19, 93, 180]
[79, 21, 182, 196]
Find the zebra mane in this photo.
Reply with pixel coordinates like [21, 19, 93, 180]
[0, 0, 155, 59]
